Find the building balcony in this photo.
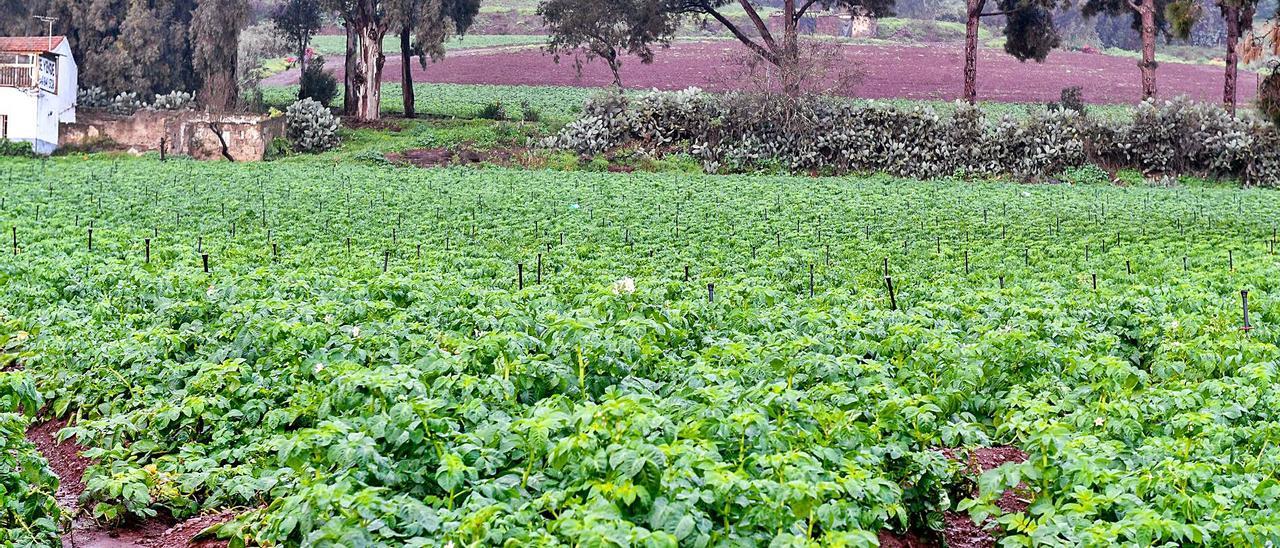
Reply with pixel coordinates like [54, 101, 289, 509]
[0, 65, 35, 88]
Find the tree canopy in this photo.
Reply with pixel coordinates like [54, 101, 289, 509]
[538, 0, 680, 87]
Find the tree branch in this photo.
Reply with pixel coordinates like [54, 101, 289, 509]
[979, 7, 1023, 16]
[702, 6, 780, 64]
[737, 0, 781, 53]
[794, 0, 823, 21]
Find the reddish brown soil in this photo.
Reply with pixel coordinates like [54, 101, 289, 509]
[265, 41, 1257, 105]
[939, 447, 1031, 548]
[26, 418, 233, 547]
[27, 418, 90, 511]
[141, 511, 237, 548]
[878, 529, 940, 547]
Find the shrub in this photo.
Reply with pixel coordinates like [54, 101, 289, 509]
[477, 101, 507, 120]
[299, 56, 338, 108]
[77, 87, 111, 109]
[107, 92, 146, 115]
[265, 136, 292, 160]
[285, 98, 340, 153]
[1259, 70, 1280, 126]
[542, 88, 1280, 185]
[1055, 86, 1087, 116]
[151, 91, 195, 111]
[0, 139, 35, 157]
[520, 101, 542, 123]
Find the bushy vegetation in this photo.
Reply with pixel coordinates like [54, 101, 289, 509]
[546, 88, 1280, 185]
[0, 327, 59, 547]
[3, 157, 1280, 545]
[298, 56, 339, 108]
[285, 98, 341, 153]
[0, 139, 36, 158]
[78, 88, 198, 114]
[1260, 70, 1280, 126]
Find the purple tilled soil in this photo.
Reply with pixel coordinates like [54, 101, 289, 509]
[264, 41, 1257, 105]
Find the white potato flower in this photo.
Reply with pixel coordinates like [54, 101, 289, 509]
[610, 277, 636, 295]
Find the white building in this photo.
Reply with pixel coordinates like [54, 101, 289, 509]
[0, 36, 77, 155]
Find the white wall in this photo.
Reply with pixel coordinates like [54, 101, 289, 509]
[0, 41, 77, 155]
[0, 88, 44, 153]
[53, 41, 76, 123]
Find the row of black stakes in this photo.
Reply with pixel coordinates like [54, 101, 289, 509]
[3, 223, 1267, 330]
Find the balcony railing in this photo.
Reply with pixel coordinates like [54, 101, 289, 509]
[0, 65, 35, 88]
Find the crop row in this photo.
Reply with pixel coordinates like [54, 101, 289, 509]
[1, 157, 1279, 546]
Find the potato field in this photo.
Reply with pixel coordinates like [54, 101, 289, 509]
[2, 157, 1280, 546]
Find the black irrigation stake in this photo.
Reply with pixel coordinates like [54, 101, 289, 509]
[201, 253, 210, 273]
[808, 264, 814, 298]
[517, 262, 524, 290]
[707, 282, 715, 303]
[1228, 250, 1234, 271]
[87, 228, 93, 251]
[964, 249, 970, 275]
[1092, 272, 1098, 290]
[10, 227, 15, 255]
[383, 250, 390, 272]
[346, 237, 352, 255]
[998, 275, 1005, 289]
[1024, 248, 1030, 267]
[684, 264, 690, 282]
[1183, 256, 1188, 271]
[144, 238, 151, 263]
[884, 276, 898, 311]
[1241, 290, 1253, 332]
[882, 257, 890, 277]
[272, 243, 278, 261]
[1126, 260, 1131, 276]
[416, 244, 422, 260]
[537, 254, 543, 284]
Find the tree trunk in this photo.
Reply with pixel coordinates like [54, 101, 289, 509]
[1137, 0, 1158, 101]
[781, 0, 800, 96]
[351, 14, 385, 121]
[963, 0, 983, 104]
[400, 26, 415, 118]
[344, 22, 357, 115]
[1223, 4, 1240, 115]
[298, 38, 308, 100]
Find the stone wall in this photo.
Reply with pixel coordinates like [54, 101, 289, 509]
[61, 110, 284, 161]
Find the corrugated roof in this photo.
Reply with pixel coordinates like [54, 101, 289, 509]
[0, 36, 67, 54]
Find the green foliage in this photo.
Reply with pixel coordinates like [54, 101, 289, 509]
[1055, 86, 1088, 116]
[546, 88, 1280, 184]
[520, 100, 542, 123]
[538, 0, 679, 86]
[285, 98, 341, 153]
[0, 139, 35, 158]
[7, 155, 1280, 544]
[265, 137, 293, 161]
[996, 0, 1061, 62]
[299, 56, 339, 108]
[151, 91, 197, 111]
[0, 411, 60, 547]
[476, 100, 508, 120]
[0, 325, 59, 547]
